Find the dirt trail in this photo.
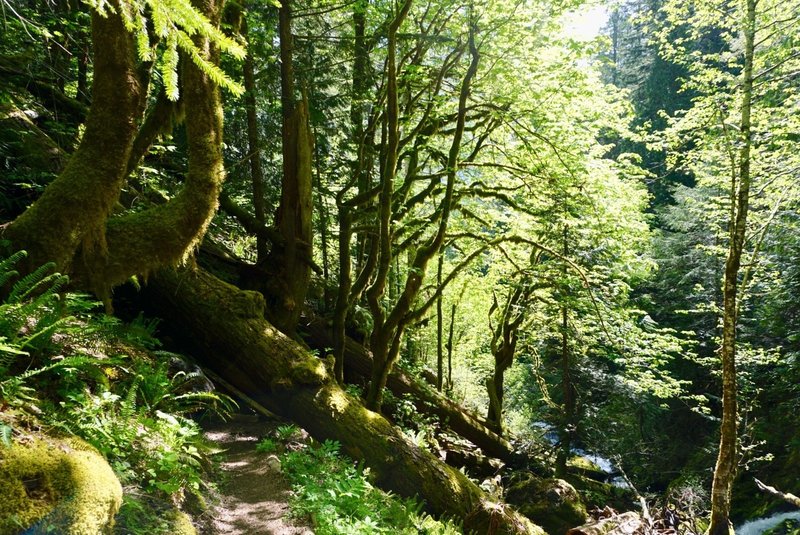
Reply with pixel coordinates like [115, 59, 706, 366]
[200, 414, 313, 535]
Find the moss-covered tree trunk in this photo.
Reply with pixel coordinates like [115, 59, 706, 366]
[303, 318, 515, 461]
[486, 283, 527, 437]
[70, 0, 227, 304]
[145, 266, 544, 535]
[267, 0, 314, 336]
[3, 3, 144, 272]
[3, 0, 230, 310]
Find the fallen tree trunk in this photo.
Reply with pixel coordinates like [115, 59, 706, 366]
[145, 266, 543, 534]
[302, 318, 515, 462]
[755, 478, 800, 508]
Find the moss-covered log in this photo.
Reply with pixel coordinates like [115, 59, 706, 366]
[145, 266, 544, 535]
[302, 319, 516, 462]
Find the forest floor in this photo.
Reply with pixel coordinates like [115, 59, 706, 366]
[198, 413, 313, 535]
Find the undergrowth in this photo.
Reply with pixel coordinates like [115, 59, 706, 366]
[0, 249, 233, 533]
[276, 438, 463, 534]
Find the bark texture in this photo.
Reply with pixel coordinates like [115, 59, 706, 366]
[72, 0, 227, 304]
[4, 4, 143, 271]
[268, 0, 314, 336]
[708, 0, 755, 532]
[146, 266, 543, 535]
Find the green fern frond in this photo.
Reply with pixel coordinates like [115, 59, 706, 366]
[161, 33, 180, 101]
[7, 262, 58, 303]
[170, 391, 236, 416]
[1, 355, 100, 389]
[176, 30, 244, 97]
[19, 316, 73, 352]
[122, 374, 142, 420]
[152, 350, 183, 360]
[169, 370, 205, 392]
[0, 250, 27, 281]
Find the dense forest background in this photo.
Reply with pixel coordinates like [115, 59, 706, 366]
[1, 0, 799, 532]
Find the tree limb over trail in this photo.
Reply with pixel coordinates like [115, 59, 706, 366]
[145, 266, 544, 535]
[754, 478, 800, 508]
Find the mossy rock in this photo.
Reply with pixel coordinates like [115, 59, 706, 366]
[169, 510, 197, 535]
[505, 474, 587, 534]
[566, 474, 635, 512]
[0, 436, 122, 535]
[567, 455, 608, 481]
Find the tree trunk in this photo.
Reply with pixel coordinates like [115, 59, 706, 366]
[145, 266, 544, 535]
[754, 479, 800, 508]
[487, 361, 509, 436]
[332, 208, 352, 384]
[365, 8, 478, 410]
[268, 0, 314, 336]
[556, 304, 574, 478]
[71, 0, 227, 305]
[242, 17, 268, 264]
[4, 0, 229, 309]
[708, 0, 754, 532]
[302, 319, 515, 461]
[447, 302, 456, 390]
[4, 3, 144, 272]
[437, 254, 444, 391]
[364, 0, 414, 410]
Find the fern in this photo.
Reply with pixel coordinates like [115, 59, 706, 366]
[0, 423, 12, 447]
[7, 262, 59, 302]
[0, 251, 78, 403]
[0, 355, 102, 405]
[0, 249, 26, 287]
[120, 374, 141, 421]
[136, 351, 237, 418]
[18, 316, 72, 352]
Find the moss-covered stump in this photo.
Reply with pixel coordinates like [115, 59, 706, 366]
[505, 474, 588, 535]
[0, 436, 122, 535]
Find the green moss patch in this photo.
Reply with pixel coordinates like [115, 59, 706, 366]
[0, 436, 122, 535]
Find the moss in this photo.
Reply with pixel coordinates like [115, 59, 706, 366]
[289, 357, 328, 386]
[167, 510, 197, 535]
[0, 436, 122, 535]
[568, 455, 603, 472]
[231, 290, 266, 319]
[505, 475, 587, 534]
[565, 474, 635, 512]
[114, 495, 197, 535]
